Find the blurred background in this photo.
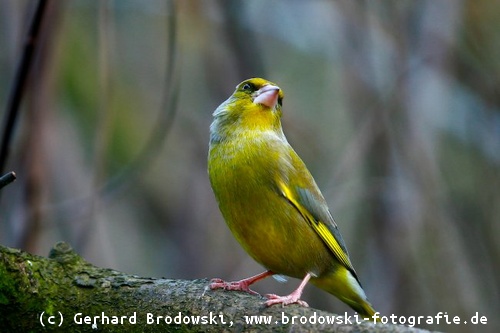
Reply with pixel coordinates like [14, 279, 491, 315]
[1, 1, 499, 332]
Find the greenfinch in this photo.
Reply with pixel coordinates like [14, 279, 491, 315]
[208, 78, 377, 318]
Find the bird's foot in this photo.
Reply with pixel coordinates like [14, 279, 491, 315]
[264, 293, 309, 307]
[209, 271, 274, 296]
[209, 278, 259, 295]
[264, 272, 311, 307]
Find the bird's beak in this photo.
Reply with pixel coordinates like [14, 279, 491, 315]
[254, 84, 280, 108]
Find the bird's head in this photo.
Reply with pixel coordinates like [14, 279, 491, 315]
[231, 78, 283, 110]
[211, 78, 285, 141]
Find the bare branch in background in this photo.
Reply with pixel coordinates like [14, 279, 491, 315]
[18, 1, 63, 253]
[89, 0, 179, 202]
[0, 171, 16, 190]
[0, 0, 48, 178]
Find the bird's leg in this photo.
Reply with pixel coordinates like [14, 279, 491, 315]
[265, 273, 311, 307]
[210, 270, 274, 296]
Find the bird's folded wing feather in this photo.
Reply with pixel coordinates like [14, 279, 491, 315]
[278, 180, 357, 276]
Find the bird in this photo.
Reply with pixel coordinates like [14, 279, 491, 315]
[207, 77, 377, 318]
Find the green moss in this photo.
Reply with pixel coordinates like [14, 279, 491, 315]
[0, 261, 16, 305]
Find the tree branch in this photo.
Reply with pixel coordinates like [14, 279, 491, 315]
[0, 171, 16, 190]
[0, 242, 432, 332]
[0, 0, 49, 175]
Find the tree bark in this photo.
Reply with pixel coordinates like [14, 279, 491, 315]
[0, 242, 434, 332]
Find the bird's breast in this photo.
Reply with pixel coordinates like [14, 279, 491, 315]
[208, 136, 333, 278]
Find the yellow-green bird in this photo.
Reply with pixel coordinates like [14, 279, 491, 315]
[208, 78, 377, 318]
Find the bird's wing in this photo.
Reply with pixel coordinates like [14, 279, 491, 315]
[278, 180, 357, 276]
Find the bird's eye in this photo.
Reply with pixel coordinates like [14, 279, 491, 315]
[242, 83, 253, 91]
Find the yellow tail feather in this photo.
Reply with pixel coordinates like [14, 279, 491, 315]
[311, 267, 380, 322]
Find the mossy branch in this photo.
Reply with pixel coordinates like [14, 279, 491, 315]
[0, 242, 433, 332]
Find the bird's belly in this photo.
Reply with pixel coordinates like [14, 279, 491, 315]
[224, 197, 333, 279]
[209, 141, 334, 279]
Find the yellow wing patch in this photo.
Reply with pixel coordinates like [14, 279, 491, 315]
[278, 181, 355, 273]
[313, 221, 354, 272]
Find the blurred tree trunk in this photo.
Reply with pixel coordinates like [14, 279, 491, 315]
[0, 242, 431, 333]
[18, 1, 64, 252]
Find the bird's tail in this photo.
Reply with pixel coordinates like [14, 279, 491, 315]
[344, 296, 378, 320]
[311, 268, 380, 321]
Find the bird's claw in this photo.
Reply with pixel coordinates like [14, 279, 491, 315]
[264, 293, 309, 307]
[209, 278, 260, 295]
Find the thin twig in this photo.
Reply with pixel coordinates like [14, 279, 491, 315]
[0, 171, 16, 190]
[0, 0, 49, 175]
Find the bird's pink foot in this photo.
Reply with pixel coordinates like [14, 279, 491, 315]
[264, 272, 312, 307]
[209, 271, 274, 296]
[265, 293, 309, 307]
[209, 278, 259, 295]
